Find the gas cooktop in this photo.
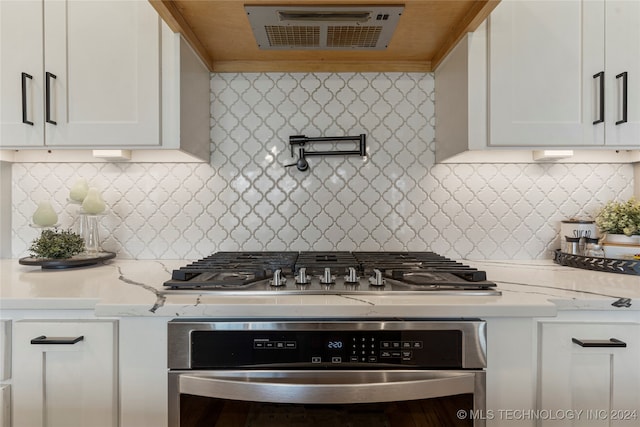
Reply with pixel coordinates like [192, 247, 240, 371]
[163, 252, 501, 296]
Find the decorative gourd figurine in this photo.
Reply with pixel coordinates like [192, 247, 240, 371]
[32, 201, 58, 227]
[69, 178, 89, 202]
[81, 188, 106, 214]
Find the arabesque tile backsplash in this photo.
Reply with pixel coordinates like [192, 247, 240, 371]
[10, 73, 634, 259]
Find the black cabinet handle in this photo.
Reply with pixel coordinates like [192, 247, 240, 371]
[616, 71, 628, 125]
[572, 337, 626, 348]
[593, 71, 604, 125]
[21, 72, 34, 125]
[31, 335, 84, 345]
[45, 71, 57, 125]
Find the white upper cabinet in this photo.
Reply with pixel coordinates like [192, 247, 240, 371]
[488, 0, 639, 148]
[488, 0, 603, 147]
[605, 1, 640, 146]
[435, 0, 640, 161]
[1, 0, 161, 148]
[0, 0, 44, 147]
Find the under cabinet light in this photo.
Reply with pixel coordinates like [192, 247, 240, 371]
[92, 150, 132, 161]
[532, 150, 574, 161]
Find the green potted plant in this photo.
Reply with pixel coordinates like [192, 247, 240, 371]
[594, 198, 640, 258]
[29, 229, 85, 259]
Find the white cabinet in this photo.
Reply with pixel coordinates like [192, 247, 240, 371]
[435, 0, 640, 162]
[12, 319, 118, 427]
[538, 321, 640, 426]
[0, 320, 9, 382]
[0, 0, 161, 149]
[119, 317, 168, 427]
[486, 317, 538, 427]
[489, 0, 639, 148]
[604, 1, 640, 147]
[0, 384, 9, 427]
[488, 0, 603, 147]
[0, 320, 10, 427]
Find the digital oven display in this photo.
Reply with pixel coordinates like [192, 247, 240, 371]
[190, 329, 462, 369]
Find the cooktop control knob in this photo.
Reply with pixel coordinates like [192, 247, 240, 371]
[320, 267, 335, 284]
[345, 267, 359, 284]
[369, 269, 385, 286]
[295, 267, 309, 284]
[271, 269, 286, 287]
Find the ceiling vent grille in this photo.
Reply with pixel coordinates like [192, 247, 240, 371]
[245, 5, 404, 50]
[266, 26, 320, 47]
[327, 26, 382, 48]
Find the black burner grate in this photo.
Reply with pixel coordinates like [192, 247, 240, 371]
[164, 251, 497, 292]
[295, 251, 358, 275]
[353, 252, 487, 281]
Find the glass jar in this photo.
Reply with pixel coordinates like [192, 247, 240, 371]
[78, 213, 101, 255]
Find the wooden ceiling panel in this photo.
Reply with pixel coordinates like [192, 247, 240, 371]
[150, 0, 500, 72]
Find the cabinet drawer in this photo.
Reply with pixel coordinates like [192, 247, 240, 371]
[13, 320, 118, 427]
[538, 321, 640, 426]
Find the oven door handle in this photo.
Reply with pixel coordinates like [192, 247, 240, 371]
[176, 370, 481, 404]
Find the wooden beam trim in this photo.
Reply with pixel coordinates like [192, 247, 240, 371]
[148, 0, 215, 71]
[431, 0, 500, 71]
[212, 60, 432, 73]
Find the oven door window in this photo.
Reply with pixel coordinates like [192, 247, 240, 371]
[170, 370, 483, 427]
[180, 393, 474, 426]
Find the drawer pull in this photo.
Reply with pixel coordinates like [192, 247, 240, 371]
[45, 71, 57, 125]
[593, 71, 604, 125]
[572, 337, 626, 348]
[615, 71, 628, 125]
[30, 335, 84, 345]
[21, 72, 34, 125]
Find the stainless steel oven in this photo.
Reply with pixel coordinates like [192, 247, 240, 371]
[168, 319, 487, 427]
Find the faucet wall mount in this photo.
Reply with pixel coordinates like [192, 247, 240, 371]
[285, 134, 367, 171]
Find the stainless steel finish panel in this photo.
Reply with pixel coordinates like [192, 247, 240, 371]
[168, 370, 486, 427]
[168, 320, 487, 370]
[179, 370, 477, 403]
[162, 273, 501, 294]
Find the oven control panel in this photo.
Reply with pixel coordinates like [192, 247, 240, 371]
[190, 329, 462, 369]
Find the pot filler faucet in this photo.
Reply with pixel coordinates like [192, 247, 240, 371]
[285, 134, 367, 171]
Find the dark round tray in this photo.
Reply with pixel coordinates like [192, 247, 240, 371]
[19, 251, 116, 269]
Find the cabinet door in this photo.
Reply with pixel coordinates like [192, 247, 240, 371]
[0, 384, 9, 427]
[0, 0, 45, 147]
[44, 0, 160, 147]
[488, 0, 604, 147]
[605, 0, 640, 147]
[538, 322, 640, 426]
[12, 320, 118, 427]
[0, 320, 9, 381]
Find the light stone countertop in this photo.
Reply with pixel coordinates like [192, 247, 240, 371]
[0, 258, 638, 318]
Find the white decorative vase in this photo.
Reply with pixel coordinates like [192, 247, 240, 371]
[602, 234, 640, 259]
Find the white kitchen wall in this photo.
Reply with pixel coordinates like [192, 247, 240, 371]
[11, 73, 634, 260]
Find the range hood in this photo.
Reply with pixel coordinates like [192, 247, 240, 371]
[148, 0, 501, 72]
[244, 5, 404, 50]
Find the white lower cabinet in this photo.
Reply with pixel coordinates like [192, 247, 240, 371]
[537, 321, 640, 426]
[0, 384, 9, 427]
[0, 320, 10, 427]
[12, 320, 118, 427]
[118, 317, 167, 427]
